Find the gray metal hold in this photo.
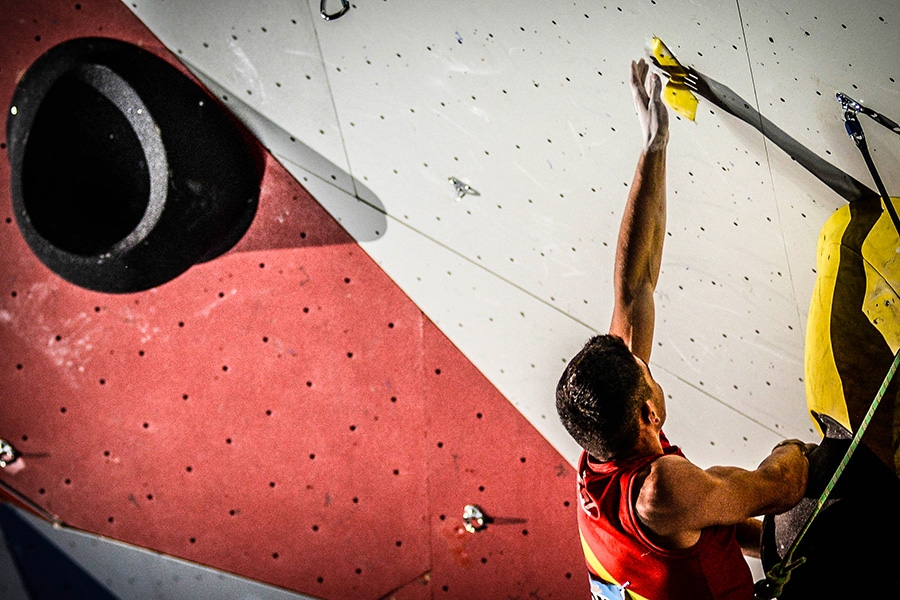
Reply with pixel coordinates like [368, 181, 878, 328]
[463, 504, 486, 533]
[0, 439, 20, 468]
[449, 177, 480, 200]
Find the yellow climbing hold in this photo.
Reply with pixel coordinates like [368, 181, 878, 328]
[651, 37, 699, 121]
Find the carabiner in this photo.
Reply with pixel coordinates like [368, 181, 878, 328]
[320, 0, 350, 21]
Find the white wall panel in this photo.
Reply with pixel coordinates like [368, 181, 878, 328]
[126, 0, 351, 180]
[740, 0, 900, 193]
[310, 0, 765, 327]
[308, 0, 812, 443]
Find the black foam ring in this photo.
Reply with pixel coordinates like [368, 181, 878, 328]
[7, 37, 263, 292]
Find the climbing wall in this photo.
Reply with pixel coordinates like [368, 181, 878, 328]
[4, 0, 900, 597]
[0, 1, 582, 598]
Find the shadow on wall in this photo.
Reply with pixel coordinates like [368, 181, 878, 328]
[185, 58, 389, 254]
[6, 37, 386, 295]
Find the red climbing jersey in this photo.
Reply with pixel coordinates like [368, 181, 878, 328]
[577, 435, 754, 600]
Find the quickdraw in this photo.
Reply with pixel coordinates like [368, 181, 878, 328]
[838, 92, 900, 237]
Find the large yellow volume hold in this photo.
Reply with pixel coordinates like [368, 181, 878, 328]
[805, 196, 900, 476]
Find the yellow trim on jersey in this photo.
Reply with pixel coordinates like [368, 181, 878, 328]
[580, 531, 651, 600]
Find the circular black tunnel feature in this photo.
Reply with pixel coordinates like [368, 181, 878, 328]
[7, 37, 263, 293]
[24, 68, 152, 256]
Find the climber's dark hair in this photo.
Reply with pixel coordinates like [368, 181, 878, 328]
[556, 335, 651, 461]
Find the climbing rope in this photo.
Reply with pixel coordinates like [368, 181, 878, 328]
[755, 347, 900, 599]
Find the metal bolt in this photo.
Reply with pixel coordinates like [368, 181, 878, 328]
[0, 439, 20, 468]
[463, 504, 486, 533]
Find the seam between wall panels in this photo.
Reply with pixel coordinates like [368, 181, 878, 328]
[308, 3, 360, 201]
[653, 362, 783, 436]
[416, 309, 436, 600]
[735, 0, 803, 330]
